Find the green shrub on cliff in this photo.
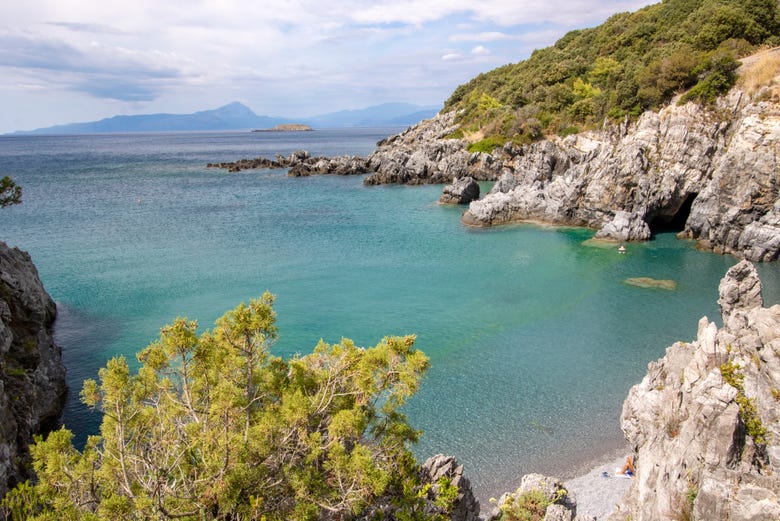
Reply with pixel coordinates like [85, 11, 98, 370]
[3, 293, 444, 520]
[0, 176, 21, 208]
[444, 0, 780, 142]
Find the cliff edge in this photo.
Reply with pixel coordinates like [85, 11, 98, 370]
[611, 260, 780, 520]
[462, 84, 779, 261]
[359, 52, 779, 261]
[0, 242, 66, 496]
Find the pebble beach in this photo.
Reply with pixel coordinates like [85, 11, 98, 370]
[565, 455, 633, 520]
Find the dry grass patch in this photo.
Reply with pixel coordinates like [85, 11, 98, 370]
[738, 47, 780, 100]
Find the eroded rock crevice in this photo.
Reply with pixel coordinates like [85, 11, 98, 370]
[648, 191, 698, 235]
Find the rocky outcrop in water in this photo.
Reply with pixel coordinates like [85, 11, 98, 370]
[363, 112, 501, 185]
[440, 177, 480, 205]
[461, 89, 779, 261]
[610, 260, 780, 520]
[207, 113, 502, 184]
[207, 149, 370, 175]
[0, 242, 66, 497]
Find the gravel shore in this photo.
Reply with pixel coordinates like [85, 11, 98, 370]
[565, 455, 633, 520]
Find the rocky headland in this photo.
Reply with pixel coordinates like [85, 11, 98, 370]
[207, 149, 369, 175]
[209, 76, 779, 262]
[461, 87, 779, 263]
[0, 241, 66, 497]
[357, 78, 779, 261]
[608, 260, 780, 520]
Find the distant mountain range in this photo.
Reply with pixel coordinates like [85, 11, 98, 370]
[11, 102, 440, 135]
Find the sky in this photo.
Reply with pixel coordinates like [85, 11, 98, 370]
[0, 0, 656, 133]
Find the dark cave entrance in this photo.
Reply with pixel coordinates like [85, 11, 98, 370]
[649, 192, 698, 234]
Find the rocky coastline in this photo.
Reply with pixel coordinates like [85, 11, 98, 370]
[0, 241, 66, 497]
[209, 80, 779, 262]
[9, 254, 775, 518]
[609, 260, 780, 520]
[207, 149, 369, 175]
[371, 84, 779, 262]
[461, 88, 780, 263]
[441, 260, 780, 520]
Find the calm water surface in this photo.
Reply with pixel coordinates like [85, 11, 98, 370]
[2, 129, 779, 503]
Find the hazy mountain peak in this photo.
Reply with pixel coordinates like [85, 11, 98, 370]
[10, 101, 439, 135]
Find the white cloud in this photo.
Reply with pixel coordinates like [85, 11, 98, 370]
[0, 0, 658, 132]
[450, 31, 513, 43]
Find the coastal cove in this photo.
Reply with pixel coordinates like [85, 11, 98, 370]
[2, 129, 779, 505]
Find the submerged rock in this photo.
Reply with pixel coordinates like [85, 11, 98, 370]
[439, 176, 480, 205]
[623, 277, 677, 290]
[0, 242, 67, 496]
[611, 260, 780, 520]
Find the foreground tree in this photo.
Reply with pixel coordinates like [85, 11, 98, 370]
[3, 293, 448, 520]
[0, 176, 21, 207]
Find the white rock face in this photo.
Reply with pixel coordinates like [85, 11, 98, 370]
[459, 89, 779, 261]
[610, 260, 780, 521]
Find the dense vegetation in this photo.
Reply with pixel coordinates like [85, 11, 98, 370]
[2, 294, 457, 520]
[443, 0, 780, 149]
[0, 176, 21, 208]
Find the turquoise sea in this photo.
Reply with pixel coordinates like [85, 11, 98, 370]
[1, 129, 779, 503]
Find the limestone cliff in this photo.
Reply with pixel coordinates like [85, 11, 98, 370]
[460, 86, 779, 261]
[0, 242, 66, 496]
[610, 260, 780, 520]
[358, 70, 779, 261]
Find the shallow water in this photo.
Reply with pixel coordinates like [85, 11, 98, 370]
[1, 129, 778, 503]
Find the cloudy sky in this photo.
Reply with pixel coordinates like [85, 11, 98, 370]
[1, 0, 655, 133]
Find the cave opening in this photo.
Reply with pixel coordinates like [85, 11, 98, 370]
[649, 192, 698, 234]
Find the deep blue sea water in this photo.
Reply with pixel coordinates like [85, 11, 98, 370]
[1, 129, 779, 503]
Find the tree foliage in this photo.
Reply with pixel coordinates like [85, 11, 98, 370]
[0, 176, 21, 208]
[444, 0, 780, 143]
[3, 293, 449, 520]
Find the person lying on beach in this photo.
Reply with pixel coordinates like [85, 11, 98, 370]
[617, 455, 635, 477]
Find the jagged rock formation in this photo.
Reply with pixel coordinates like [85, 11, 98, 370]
[357, 454, 481, 520]
[207, 112, 502, 184]
[610, 260, 780, 520]
[461, 88, 779, 261]
[439, 177, 480, 205]
[208, 58, 779, 261]
[484, 473, 577, 521]
[364, 112, 501, 185]
[418, 454, 481, 521]
[207, 149, 370, 175]
[0, 242, 66, 496]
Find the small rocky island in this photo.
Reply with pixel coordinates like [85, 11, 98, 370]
[252, 123, 313, 132]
